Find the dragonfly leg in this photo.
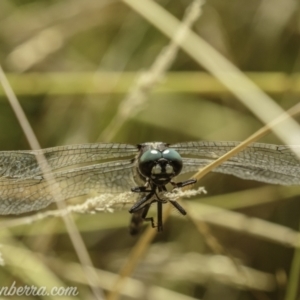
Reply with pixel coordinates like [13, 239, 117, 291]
[156, 201, 163, 232]
[131, 186, 152, 193]
[169, 200, 186, 215]
[170, 178, 197, 188]
[142, 201, 156, 229]
[166, 182, 189, 215]
[128, 190, 155, 213]
[131, 180, 152, 193]
[142, 200, 163, 232]
[130, 199, 164, 234]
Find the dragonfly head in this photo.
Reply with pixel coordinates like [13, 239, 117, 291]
[138, 148, 183, 185]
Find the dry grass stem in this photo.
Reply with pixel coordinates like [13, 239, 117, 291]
[0, 66, 104, 300]
[0, 193, 135, 228]
[99, 0, 205, 142]
[0, 188, 205, 230]
[164, 187, 207, 200]
[124, 0, 300, 146]
[189, 102, 300, 184]
[2, 72, 300, 96]
[44, 254, 201, 300]
[165, 253, 276, 291]
[45, 251, 276, 294]
[107, 2, 205, 298]
[6, 0, 116, 72]
[187, 203, 300, 248]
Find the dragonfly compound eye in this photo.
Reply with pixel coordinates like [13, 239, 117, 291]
[161, 149, 183, 176]
[139, 149, 162, 178]
[138, 148, 183, 180]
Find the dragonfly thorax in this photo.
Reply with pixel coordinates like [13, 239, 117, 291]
[138, 148, 183, 186]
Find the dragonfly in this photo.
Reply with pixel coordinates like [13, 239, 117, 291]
[0, 141, 300, 234]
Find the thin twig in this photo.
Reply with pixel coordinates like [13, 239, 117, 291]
[107, 1, 205, 299]
[187, 202, 300, 248]
[0, 66, 104, 300]
[1, 72, 299, 96]
[188, 102, 300, 184]
[123, 0, 300, 147]
[99, 0, 205, 142]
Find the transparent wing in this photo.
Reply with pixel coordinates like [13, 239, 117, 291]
[0, 143, 138, 179]
[0, 160, 137, 215]
[171, 141, 300, 185]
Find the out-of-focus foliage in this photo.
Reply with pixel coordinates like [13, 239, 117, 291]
[0, 0, 300, 299]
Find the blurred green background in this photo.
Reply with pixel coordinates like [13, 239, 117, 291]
[0, 0, 300, 299]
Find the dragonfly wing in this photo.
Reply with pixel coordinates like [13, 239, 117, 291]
[171, 141, 300, 186]
[0, 160, 137, 215]
[0, 143, 138, 179]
